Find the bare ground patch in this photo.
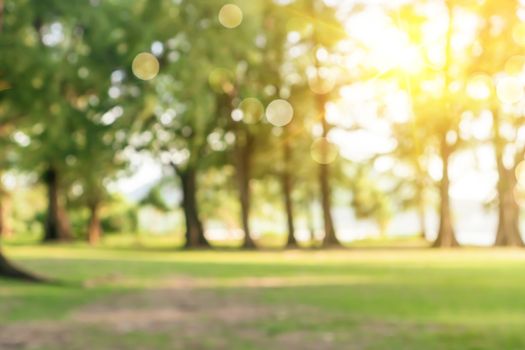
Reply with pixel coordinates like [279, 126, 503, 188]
[0, 276, 446, 350]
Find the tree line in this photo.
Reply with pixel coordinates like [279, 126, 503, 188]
[1, 0, 525, 279]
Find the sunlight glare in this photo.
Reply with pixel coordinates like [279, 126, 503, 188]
[496, 77, 524, 104]
[308, 68, 336, 95]
[512, 22, 525, 46]
[505, 56, 525, 76]
[515, 157, 525, 203]
[466, 74, 493, 100]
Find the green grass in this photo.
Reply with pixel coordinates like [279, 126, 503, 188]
[2, 241, 525, 349]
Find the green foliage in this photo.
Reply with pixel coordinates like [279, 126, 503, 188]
[100, 199, 138, 234]
[139, 184, 171, 213]
[350, 166, 393, 234]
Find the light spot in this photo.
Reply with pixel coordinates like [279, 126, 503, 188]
[266, 99, 293, 127]
[311, 137, 338, 164]
[168, 51, 180, 63]
[132, 52, 160, 80]
[151, 41, 164, 56]
[513, 22, 525, 46]
[31, 77, 43, 89]
[505, 56, 525, 75]
[466, 74, 493, 100]
[496, 77, 524, 104]
[231, 109, 243, 122]
[78, 67, 89, 79]
[218, 4, 243, 29]
[316, 46, 329, 62]
[515, 161, 525, 198]
[225, 131, 235, 144]
[239, 98, 264, 124]
[308, 68, 336, 95]
[101, 106, 124, 125]
[12, 131, 31, 147]
[446, 130, 458, 146]
[42, 22, 64, 47]
[71, 183, 84, 197]
[111, 70, 125, 84]
[108, 86, 121, 99]
[264, 85, 276, 96]
[448, 81, 462, 94]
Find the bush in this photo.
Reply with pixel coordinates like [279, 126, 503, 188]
[101, 206, 138, 234]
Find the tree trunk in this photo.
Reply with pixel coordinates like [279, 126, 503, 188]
[493, 111, 523, 246]
[88, 203, 102, 245]
[0, 194, 12, 238]
[0, 173, 12, 239]
[43, 167, 72, 242]
[432, 140, 459, 248]
[416, 183, 427, 240]
[494, 175, 522, 246]
[0, 0, 4, 32]
[379, 220, 388, 238]
[235, 131, 256, 249]
[178, 167, 210, 249]
[432, 0, 458, 248]
[0, 195, 4, 238]
[0, 250, 43, 282]
[320, 163, 339, 247]
[316, 95, 340, 248]
[0, 1, 40, 282]
[306, 196, 317, 247]
[282, 173, 296, 248]
[282, 140, 297, 248]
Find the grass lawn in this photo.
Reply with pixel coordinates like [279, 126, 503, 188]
[2, 240, 525, 349]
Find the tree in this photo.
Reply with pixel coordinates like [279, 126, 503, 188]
[350, 166, 393, 238]
[473, 0, 524, 246]
[390, 121, 432, 240]
[388, 1, 464, 247]
[259, 2, 299, 248]
[145, 0, 254, 248]
[66, 0, 147, 244]
[385, 1, 461, 247]
[0, 133, 13, 238]
[285, 0, 346, 247]
[193, 1, 274, 249]
[1, 1, 88, 242]
[0, 0, 41, 281]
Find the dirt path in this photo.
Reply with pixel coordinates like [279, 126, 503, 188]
[0, 277, 352, 350]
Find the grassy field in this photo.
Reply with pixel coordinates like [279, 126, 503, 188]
[2, 240, 525, 349]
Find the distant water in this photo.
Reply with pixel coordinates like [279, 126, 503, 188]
[137, 195, 517, 246]
[331, 199, 504, 246]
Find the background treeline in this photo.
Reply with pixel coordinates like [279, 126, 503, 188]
[1, 0, 525, 268]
